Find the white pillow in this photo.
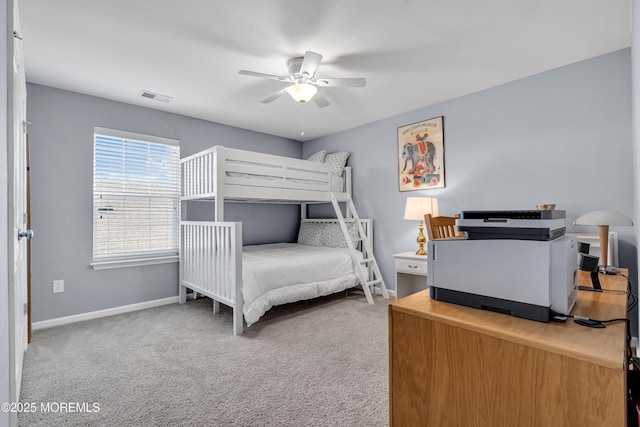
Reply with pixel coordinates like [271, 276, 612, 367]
[324, 152, 350, 175]
[305, 150, 327, 163]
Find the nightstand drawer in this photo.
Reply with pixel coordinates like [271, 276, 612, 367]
[395, 258, 427, 276]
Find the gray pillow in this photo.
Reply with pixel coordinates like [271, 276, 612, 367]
[320, 222, 359, 248]
[324, 152, 350, 175]
[305, 150, 327, 163]
[297, 222, 323, 246]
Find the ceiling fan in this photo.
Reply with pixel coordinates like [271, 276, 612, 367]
[238, 51, 366, 108]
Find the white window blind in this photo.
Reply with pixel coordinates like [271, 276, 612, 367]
[93, 127, 180, 261]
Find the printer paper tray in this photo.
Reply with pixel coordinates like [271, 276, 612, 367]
[458, 226, 566, 241]
[430, 287, 551, 322]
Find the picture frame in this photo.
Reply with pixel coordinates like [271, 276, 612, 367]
[397, 116, 445, 191]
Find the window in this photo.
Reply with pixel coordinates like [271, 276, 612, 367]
[92, 127, 180, 268]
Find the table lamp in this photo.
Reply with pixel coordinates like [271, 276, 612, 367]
[404, 197, 439, 255]
[573, 210, 633, 273]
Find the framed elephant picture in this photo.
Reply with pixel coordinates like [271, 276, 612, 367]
[397, 116, 445, 191]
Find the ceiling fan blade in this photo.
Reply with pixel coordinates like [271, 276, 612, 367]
[300, 51, 323, 79]
[313, 77, 366, 88]
[260, 90, 286, 104]
[312, 91, 330, 108]
[239, 70, 291, 82]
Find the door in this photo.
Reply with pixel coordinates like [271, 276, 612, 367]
[11, 0, 28, 400]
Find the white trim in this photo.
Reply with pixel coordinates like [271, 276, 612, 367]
[32, 296, 180, 331]
[374, 286, 395, 298]
[91, 255, 178, 270]
[94, 126, 179, 147]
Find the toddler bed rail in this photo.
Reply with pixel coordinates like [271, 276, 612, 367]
[179, 221, 243, 335]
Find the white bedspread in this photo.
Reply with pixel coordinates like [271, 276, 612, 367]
[242, 243, 359, 326]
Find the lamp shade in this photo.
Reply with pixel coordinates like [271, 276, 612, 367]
[573, 210, 633, 226]
[285, 83, 317, 103]
[404, 197, 439, 221]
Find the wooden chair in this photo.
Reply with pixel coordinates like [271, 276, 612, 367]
[425, 213, 465, 240]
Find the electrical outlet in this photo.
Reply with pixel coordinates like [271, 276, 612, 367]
[53, 279, 64, 293]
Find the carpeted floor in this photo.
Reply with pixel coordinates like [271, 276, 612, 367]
[18, 290, 389, 426]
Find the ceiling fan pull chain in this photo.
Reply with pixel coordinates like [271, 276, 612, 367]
[300, 103, 305, 137]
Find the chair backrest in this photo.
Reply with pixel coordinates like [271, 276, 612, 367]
[425, 213, 465, 240]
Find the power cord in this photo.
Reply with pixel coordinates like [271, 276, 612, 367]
[550, 272, 637, 329]
[551, 311, 627, 329]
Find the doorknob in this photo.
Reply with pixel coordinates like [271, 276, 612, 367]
[17, 229, 33, 241]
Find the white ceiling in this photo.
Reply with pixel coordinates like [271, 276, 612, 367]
[18, 0, 631, 142]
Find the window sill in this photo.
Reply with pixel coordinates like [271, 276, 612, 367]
[91, 255, 179, 270]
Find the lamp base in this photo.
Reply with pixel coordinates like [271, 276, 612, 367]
[577, 271, 602, 292]
[601, 265, 620, 275]
[415, 221, 427, 256]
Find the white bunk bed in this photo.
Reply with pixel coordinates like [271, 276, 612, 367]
[180, 145, 353, 218]
[179, 145, 388, 335]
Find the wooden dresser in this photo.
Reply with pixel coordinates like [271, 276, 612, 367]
[388, 270, 629, 427]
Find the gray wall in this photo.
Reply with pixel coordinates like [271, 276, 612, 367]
[27, 84, 301, 322]
[305, 49, 636, 328]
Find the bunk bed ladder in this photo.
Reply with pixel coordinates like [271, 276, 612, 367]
[330, 193, 389, 304]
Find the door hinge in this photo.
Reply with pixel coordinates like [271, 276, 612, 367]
[22, 120, 30, 133]
[23, 303, 27, 315]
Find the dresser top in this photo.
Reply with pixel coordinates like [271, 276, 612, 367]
[390, 269, 629, 370]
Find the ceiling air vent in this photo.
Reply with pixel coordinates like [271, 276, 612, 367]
[138, 90, 172, 103]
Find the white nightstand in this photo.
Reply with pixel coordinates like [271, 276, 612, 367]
[393, 252, 428, 299]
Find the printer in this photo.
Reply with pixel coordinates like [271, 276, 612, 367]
[427, 213, 578, 322]
[456, 209, 566, 241]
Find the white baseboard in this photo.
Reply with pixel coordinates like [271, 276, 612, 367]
[374, 286, 396, 298]
[32, 296, 179, 331]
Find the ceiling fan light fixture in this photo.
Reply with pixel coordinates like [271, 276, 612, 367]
[285, 83, 317, 103]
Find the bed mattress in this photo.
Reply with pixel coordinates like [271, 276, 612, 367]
[242, 243, 359, 326]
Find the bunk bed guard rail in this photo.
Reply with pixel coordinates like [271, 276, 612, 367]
[180, 145, 350, 201]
